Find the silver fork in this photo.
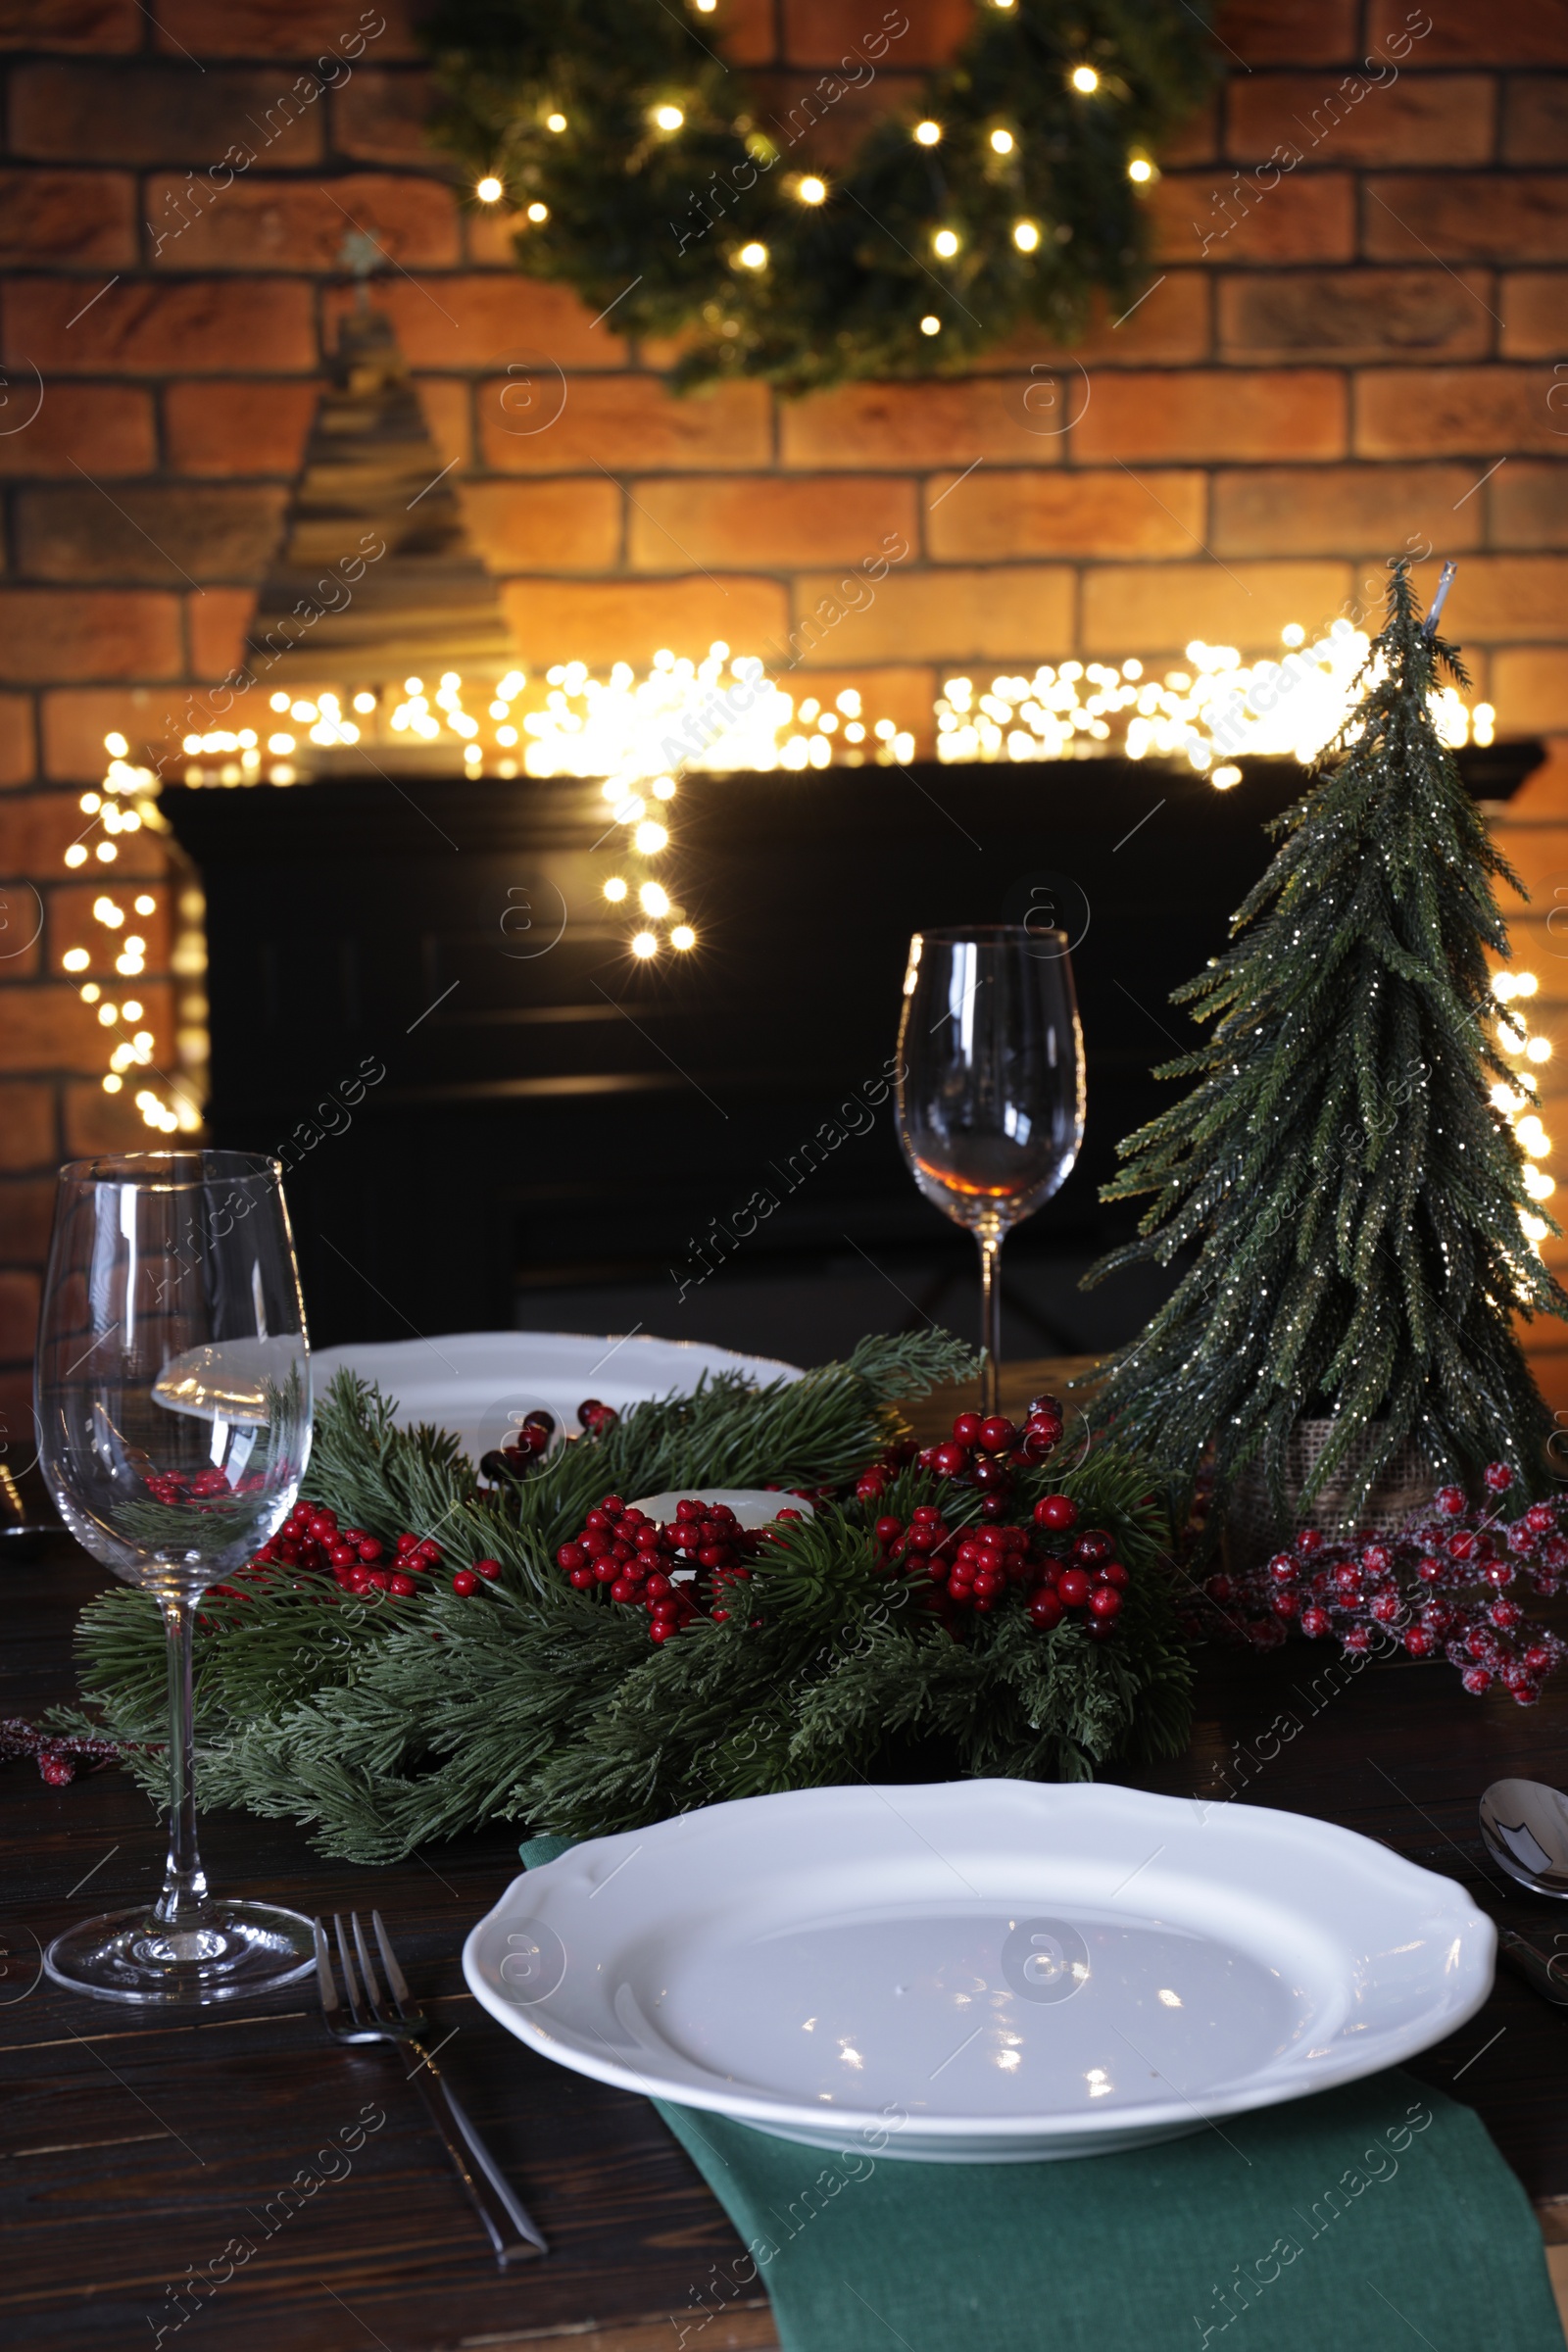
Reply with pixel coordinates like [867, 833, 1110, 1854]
[314, 1909, 548, 2267]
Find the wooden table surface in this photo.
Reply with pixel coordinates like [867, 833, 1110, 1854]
[7, 1360, 1568, 2351]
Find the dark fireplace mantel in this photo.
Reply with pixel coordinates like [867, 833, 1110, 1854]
[163, 743, 1544, 1348]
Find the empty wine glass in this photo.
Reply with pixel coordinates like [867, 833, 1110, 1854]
[896, 927, 1086, 1412]
[36, 1152, 315, 2004]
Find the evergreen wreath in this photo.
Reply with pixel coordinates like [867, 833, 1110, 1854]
[61, 1335, 1193, 1861]
[1084, 562, 1568, 1531]
[421, 0, 1218, 391]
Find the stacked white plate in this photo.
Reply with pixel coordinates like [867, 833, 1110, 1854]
[311, 1330, 802, 1465]
[464, 1780, 1493, 2163]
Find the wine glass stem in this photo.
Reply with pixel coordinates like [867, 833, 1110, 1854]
[977, 1226, 1004, 1417]
[153, 1596, 211, 1929]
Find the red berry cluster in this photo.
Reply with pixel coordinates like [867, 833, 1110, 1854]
[1195, 1465, 1568, 1705]
[144, 1463, 268, 1506]
[1, 1715, 123, 1788]
[485, 1407, 556, 1480]
[893, 1396, 1069, 1522]
[556, 1495, 760, 1642]
[483, 1397, 619, 1485]
[869, 1488, 1128, 1638]
[251, 1501, 503, 1601]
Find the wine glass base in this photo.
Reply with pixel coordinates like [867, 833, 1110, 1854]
[44, 1900, 317, 2006]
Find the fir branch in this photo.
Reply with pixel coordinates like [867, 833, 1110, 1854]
[72, 1334, 1191, 1857]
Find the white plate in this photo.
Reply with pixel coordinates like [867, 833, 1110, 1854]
[463, 1780, 1493, 2164]
[311, 1331, 803, 1466]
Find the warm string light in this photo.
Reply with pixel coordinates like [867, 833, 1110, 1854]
[143, 625, 1499, 982]
[1492, 969, 1555, 1246]
[522, 645, 916, 959]
[935, 623, 1495, 773]
[60, 741, 202, 1132]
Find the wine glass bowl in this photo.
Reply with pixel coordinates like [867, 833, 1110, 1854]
[896, 926, 1086, 1408]
[35, 1151, 317, 2004]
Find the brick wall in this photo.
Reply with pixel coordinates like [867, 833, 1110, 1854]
[1, 0, 1566, 1436]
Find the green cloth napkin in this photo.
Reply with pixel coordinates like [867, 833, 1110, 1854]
[519, 1834, 1563, 2352]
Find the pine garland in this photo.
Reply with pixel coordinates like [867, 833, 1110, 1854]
[420, 0, 1218, 393]
[64, 1333, 1193, 1859]
[1085, 561, 1568, 1528]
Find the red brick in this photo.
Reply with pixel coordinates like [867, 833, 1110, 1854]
[1162, 98, 1221, 170]
[1230, 73, 1494, 167]
[1076, 368, 1346, 465]
[985, 274, 1213, 371]
[0, 1370, 35, 1457]
[1365, 174, 1568, 264]
[1367, 0, 1568, 65]
[0, 980, 122, 1074]
[0, 1178, 56, 1260]
[0, 1081, 54, 1170]
[1503, 75, 1568, 164]
[9, 64, 325, 166]
[330, 66, 436, 164]
[0, 0, 139, 50]
[41, 688, 172, 781]
[791, 564, 1073, 664]
[928, 468, 1205, 562]
[0, 882, 40, 975]
[1212, 463, 1483, 558]
[164, 379, 317, 477]
[413, 375, 470, 471]
[0, 786, 112, 868]
[1503, 734, 1568, 821]
[1492, 463, 1568, 550]
[322, 279, 624, 371]
[62, 1074, 159, 1157]
[480, 374, 771, 474]
[783, 380, 1068, 470]
[1216, 0, 1359, 66]
[0, 591, 181, 683]
[458, 479, 622, 573]
[1081, 560, 1351, 658]
[710, 0, 775, 67]
[1500, 271, 1568, 359]
[0, 169, 135, 267]
[0, 1268, 39, 1357]
[0, 383, 154, 481]
[156, 0, 416, 55]
[1154, 172, 1356, 266]
[1429, 557, 1568, 638]
[1218, 268, 1493, 364]
[7, 277, 318, 375]
[783, 0, 968, 67]
[1494, 652, 1568, 732]
[464, 202, 527, 270]
[500, 577, 789, 669]
[16, 487, 286, 584]
[188, 588, 258, 681]
[627, 475, 916, 571]
[1355, 368, 1566, 457]
[0, 696, 33, 786]
[146, 171, 459, 273]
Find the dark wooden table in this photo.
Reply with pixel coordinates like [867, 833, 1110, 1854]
[7, 1361, 1568, 2350]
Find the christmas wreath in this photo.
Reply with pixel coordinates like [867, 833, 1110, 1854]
[420, 0, 1218, 391]
[61, 1334, 1195, 1859]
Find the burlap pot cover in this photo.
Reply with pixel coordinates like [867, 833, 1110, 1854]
[1226, 1418, 1437, 1571]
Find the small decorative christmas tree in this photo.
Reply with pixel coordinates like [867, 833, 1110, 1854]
[1086, 560, 1566, 1531]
